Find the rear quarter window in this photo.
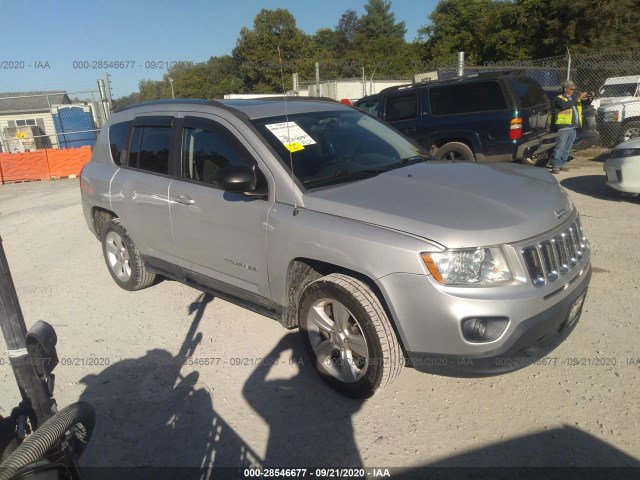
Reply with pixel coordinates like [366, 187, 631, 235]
[108, 121, 131, 165]
[355, 98, 380, 116]
[429, 81, 508, 115]
[505, 76, 548, 108]
[128, 126, 172, 175]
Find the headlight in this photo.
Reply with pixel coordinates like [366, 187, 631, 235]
[421, 247, 513, 285]
[603, 110, 620, 123]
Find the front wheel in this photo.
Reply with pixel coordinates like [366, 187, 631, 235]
[101, 219, 156, 291]
[620, 121, 640, 143]
[298, 274, 404, 398]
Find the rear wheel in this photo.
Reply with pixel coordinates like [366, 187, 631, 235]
[522, 152, 551, 167]
[434, 142, 475, 161]
[299, 274, 403, 398]
[102, 219, 155, 291]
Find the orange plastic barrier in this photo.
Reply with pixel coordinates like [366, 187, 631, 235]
[0, 147, 92, 184]
[46, 146, 91, 178]
[0, 151, 50, 183]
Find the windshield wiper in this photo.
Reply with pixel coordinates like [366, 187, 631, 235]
[303, 169, 381, 185]
[302, 155, 430, 186]
[377, 155, 430, 171]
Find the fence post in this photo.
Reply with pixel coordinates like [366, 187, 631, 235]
[315, 62, 321, 97]
[457, 52, 465, 76]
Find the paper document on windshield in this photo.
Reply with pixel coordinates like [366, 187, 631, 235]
[265, 122, 316, 153]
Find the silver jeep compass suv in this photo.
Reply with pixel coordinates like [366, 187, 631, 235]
[80, 98, 591, 398]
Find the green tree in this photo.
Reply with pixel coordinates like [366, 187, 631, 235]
[515, 0, 640, 57]
[233, 8, 311, 93]
[419, 0, 522, 65]
[352, 0, 416, 76]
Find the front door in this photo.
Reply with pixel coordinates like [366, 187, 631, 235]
[169, 115, 272, 301]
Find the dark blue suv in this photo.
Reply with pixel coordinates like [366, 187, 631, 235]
[354, 71, 555, 166]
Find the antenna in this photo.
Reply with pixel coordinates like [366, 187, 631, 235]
[276, 43, 299, 216]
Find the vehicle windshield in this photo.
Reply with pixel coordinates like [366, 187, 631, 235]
[251, 110, 428, 188]
[598, 83, 638, 97]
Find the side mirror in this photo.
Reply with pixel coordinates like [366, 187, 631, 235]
[215, 164, 257, 193]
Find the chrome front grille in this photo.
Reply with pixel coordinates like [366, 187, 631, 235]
[522, 217, 587, 287]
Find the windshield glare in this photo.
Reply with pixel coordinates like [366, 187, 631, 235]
[252, 110, 427, 187]
[599, 83, 638, 97]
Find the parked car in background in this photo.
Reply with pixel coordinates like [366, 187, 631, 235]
[597, 99, 640, 147]
[353, 71, 555, 166]
[592, 75, 640, 147]
[591, 75, 640, 110]
[603, 136, 640, 196]
[544, 87, 600, 153]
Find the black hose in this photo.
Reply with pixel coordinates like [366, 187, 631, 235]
[0, 402, 95, 480]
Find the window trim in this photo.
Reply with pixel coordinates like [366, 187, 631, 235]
[428, 81, 509, 117]
[120, 116, 179, 178]
[384, 93, 419, 123]
[177, 116, 263, 191]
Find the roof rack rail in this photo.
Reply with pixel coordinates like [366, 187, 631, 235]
[378, 70, 526, 94]
[114, 98, 218, 113]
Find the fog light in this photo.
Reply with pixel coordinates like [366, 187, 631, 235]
[461, 317, 509, 343]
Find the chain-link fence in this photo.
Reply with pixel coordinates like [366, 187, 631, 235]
[451, 50, 640, 146]
[297, 77, 412, 102]
[295, 48, 640, 147]
[0, 91, 110, 153]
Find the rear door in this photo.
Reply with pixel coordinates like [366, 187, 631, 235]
[383, 90, 430, 147]
[504, 76, 550, 139]
[109, 116, 177, 266]
[427, 80, 510, 159]
[168, 115, 272, 301]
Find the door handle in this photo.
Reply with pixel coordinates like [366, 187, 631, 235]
[406, 128, 417, 134]
[174, 194, 195, 205]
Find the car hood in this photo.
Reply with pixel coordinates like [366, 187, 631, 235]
[613, 136, 640, 150]
[302, 162, 573, 248]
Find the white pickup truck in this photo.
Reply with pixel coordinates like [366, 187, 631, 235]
[594, 75, 640, 146]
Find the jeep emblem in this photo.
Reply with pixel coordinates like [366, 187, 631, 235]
[554, 208, 568, 220]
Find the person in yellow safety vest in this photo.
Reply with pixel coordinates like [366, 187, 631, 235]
[550, 80, 589, 174]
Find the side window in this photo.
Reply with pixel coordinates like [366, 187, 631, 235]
[127, 126, 172, 175]
[108, 121, 130, 165]
[505, 77, 548, 108]
[429, 81, 508, 116]
[385, 94, 418, 122]
[356, 99, 379, 117]
[181, 124, 251, 185]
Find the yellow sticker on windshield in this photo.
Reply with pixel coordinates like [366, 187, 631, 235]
[265, 121, 316, 153]
[284, 142, 304, 152]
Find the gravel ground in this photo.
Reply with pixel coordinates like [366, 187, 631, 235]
[0, 149, 638, 477]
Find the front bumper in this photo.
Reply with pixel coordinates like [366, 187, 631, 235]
[596, 120, 621, 147]
[406, 265, 590, 376]
[604, 156, 640, 194]
[573, 130, 600, 151]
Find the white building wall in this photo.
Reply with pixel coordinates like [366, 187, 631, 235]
[0, 112, 57, 152]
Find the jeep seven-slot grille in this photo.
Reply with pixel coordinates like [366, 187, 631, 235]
[521, 217, 587, 287]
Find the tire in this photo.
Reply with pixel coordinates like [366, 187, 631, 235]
[620, 121, 640, 143]
[101, 218, 156, 291]
[298, 273, 404, 398]
[521, 151, 551, 167]
[434, 142, 475, 161]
